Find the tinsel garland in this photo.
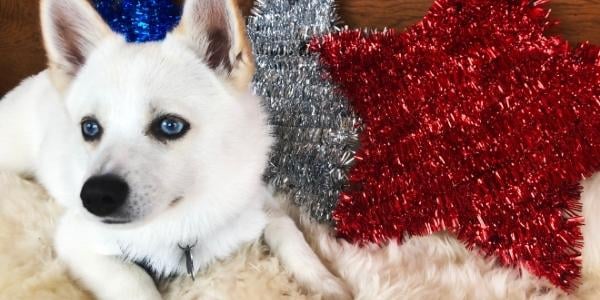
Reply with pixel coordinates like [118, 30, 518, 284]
[247, 0, 360, 223]
[94, 0, 180, 43]
[312, 0, 600, 290]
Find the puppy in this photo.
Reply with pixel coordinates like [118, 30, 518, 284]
[0, 0, 349, 299]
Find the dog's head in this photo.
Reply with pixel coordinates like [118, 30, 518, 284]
[41, 0, 271, 225]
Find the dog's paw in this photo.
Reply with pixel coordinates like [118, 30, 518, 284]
[313, 275, 353, 300]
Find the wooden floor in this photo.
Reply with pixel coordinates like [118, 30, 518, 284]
[0, 0, 598, 96]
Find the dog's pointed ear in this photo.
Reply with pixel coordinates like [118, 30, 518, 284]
[172, 0, 255, 91]
[41, 0, 112, 89]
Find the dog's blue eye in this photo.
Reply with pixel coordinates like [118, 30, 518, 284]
[150, 115, 190, 141]
[81, 118, 102, 141]
[160, 118, 185, 136]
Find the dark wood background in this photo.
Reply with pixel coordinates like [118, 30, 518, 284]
[0, 0, 598, 96]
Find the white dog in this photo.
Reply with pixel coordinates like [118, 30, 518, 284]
[0, 0, 349, 299]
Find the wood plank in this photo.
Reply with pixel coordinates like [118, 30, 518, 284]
[0, 0, 597, 96]
[0, 0, 45, 96]
[339, 0, 600, 44]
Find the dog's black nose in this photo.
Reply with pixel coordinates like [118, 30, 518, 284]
[80, 174, 129, 217]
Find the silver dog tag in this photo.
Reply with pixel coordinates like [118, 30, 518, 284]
[184, 247, 195, 281]
[179, 243, 196, 281]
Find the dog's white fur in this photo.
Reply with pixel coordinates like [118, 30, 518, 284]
[0, 0, 349, 299]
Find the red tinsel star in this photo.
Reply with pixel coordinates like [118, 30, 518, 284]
[311, 0, 599, 291]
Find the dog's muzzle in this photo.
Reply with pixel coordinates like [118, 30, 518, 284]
[80, 174, 129, 218]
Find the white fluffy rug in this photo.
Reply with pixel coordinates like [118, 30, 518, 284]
[2, 172, 600, 299]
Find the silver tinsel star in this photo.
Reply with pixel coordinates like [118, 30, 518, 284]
[247, 0, 360, 223]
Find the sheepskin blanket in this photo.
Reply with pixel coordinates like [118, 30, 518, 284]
[1, 172, 599, 299]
